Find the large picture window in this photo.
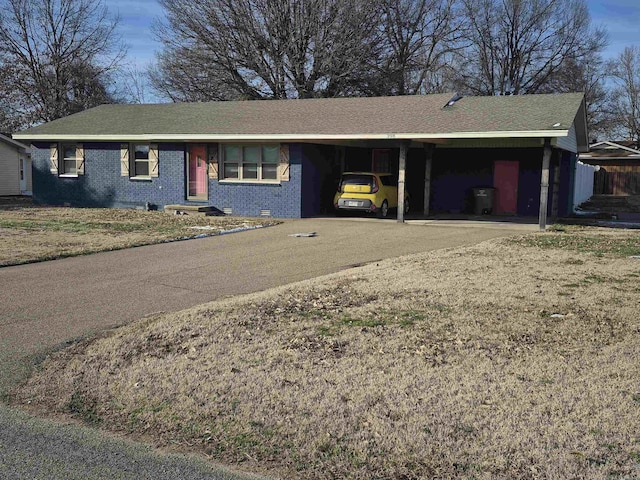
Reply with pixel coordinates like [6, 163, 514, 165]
[222, 144, 279, 181]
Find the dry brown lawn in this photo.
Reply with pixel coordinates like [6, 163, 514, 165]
[0, 199, 277, 266]
[12, 226, 640, 479]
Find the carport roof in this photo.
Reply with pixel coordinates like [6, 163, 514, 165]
[14, 92, 587, 148]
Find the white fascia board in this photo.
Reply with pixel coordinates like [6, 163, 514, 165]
[13, 130, 569, 142]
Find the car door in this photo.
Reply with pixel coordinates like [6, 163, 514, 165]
[380, 175, 398, 208]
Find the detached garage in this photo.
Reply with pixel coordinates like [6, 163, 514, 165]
[13, 92, 587, 229]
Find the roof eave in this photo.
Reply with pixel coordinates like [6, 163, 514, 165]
[13, 130, 570, 142]
[0, 133, 29, 150]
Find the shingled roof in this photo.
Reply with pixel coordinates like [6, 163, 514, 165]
[14, 92, 586, 146]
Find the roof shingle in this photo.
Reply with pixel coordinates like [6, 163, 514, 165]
[14, 92, 585, 140]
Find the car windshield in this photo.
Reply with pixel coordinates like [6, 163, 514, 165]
[340, 174, 375, 189]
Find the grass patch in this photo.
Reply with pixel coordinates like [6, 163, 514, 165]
[0, 202, 279, 266]
[509, 225, 640, 257]
[11, 230, 640, 479]
[317, 310, 427, 336]
[67, 390, 101, 425]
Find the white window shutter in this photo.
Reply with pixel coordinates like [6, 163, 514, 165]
[208, 146, 219, 179]
[120, 144, 130, 176]
[50, 144, 59, 174]
[76, 143, 85, 175]
[150, 144, 159, 177]
[279, 144, 290, 181]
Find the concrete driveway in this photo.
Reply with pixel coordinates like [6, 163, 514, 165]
[0, 218, 531, 479]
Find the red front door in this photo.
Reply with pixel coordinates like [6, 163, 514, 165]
[188, 145, 207, 199]
[493, 160, 519, 214]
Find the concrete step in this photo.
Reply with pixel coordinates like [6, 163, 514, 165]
[577, 195, 640, 214]
[163, 204, 223, 216]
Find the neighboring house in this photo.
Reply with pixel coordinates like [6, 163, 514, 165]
[579, 141, 640, 195]
[0, 134, 31, 196]
[13, 93, 588, 228]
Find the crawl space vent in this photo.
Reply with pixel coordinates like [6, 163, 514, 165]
[260, 209, 271, 217]
[223, 207, 233, 215]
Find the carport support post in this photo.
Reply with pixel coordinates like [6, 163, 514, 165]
[397, 141, 409, 223]
[423, 143, 434, 216]
[539, 138, 552, 231]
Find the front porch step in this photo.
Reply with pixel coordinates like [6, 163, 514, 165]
[164, 204, 223, 216]
[578, 195, 640, 214]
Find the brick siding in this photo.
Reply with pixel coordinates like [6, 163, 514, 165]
[31, 142, 305, 218]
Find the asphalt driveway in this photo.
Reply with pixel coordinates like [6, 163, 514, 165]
[0, 217, 531, 479]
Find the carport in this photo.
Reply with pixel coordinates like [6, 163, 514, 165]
[310, 93, 588, 231]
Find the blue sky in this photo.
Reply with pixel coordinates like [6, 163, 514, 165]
[112, 0, 640, 73]
[589, 0, 640, 57]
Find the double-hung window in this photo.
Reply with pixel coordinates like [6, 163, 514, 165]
[222, 144, 279, 181]
[132, 144, 150, 177]
[61, 144, 78, 175]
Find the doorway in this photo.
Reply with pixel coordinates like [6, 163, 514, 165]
[187, 145, 208, 200]
[493, 160, 519, 214]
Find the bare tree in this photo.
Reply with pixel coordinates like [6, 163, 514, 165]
[453, 0, 606, 96]
[152, 0, 383, 101]
[120, 66, 152, 104]
[0, 57, 24, 132]
[608, 46, 640, 142]
[0, 0, 126, 129]
[540, 51, 610, 141]
[371, 0, 467, 96]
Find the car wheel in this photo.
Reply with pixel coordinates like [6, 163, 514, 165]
[378, 200, 389, 218]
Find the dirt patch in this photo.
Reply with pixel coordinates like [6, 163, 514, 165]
[12, 227, 640, 479]
[0, 202, 279, 266]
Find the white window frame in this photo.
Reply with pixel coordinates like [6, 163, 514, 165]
[220, 144, 280, 183]
[130, 143, 151, 179]
[60, 143, 79, 177]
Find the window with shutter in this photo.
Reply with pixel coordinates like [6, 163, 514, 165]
[122, 143, 158, 179]
[55, 143, 83, 177]
[219, 143, 283, 182]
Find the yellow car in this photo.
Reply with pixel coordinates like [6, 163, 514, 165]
[334, 172, 409, 218]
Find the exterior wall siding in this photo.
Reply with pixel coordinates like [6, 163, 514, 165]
[32, 142, 187, 208]
[209, 143, 302, 218]
[555, 124, 578, 153]
[32, 142, 305, 218]
[0, 141, 21, 196]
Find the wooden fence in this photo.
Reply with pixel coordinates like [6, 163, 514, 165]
[594, 170, 640, 195]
